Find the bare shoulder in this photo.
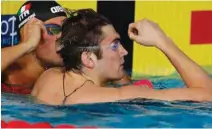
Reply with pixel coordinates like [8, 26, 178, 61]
[32, 67, 65, 104]
[32, 67, 63, 95]
[36, 67, 63, 86]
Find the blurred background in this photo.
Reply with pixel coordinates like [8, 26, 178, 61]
[2, 1, 212, 78]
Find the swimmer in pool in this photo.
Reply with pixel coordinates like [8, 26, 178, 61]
[1, 1, 131, 91]
[1, 1, 66, 89]
[32, 9, 212, 105]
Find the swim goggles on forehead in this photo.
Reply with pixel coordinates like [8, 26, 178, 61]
[45, 24, 62, 36]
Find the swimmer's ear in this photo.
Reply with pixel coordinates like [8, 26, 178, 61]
[81, 52, 96, 69]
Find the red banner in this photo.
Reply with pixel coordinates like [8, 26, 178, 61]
[190, 11, 212, 44]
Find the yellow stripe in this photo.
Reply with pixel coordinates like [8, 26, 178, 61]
[2, 1, 25, 14]
[133, 1, 212, 77]
[57, 1, 97, 11]
[1, 1, 97, 15]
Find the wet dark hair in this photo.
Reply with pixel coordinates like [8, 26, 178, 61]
[57, 9, 111, 73]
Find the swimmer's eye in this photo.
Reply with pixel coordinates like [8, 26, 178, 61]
[45, 24, 62, 36]
[110, 40, 120, 51]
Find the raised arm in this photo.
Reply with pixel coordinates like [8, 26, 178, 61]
[157, 37, 212, 88]
[128, 19, 212, 89]
[2, 18, 47, 71]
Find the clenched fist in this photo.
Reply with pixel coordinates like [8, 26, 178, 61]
[128, 19, 170, 48]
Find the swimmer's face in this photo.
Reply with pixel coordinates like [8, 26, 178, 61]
[94, 25, 128, 80]
[35, 16, 66, 67]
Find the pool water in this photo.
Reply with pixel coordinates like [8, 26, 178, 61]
[2, 77, 212, 128]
